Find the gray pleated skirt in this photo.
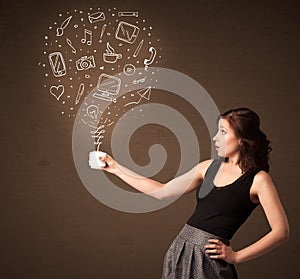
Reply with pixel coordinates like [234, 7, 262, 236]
[162, 224, 238, 279]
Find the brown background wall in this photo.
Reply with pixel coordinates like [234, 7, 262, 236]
[1, 0, 299, 278]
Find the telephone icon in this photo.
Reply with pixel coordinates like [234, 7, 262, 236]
[144, 46, 157, 70]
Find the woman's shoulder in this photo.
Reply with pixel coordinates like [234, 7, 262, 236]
[197, 159, 214, 179]
[253, 170, 272, 183]
[252, 170, 275, 194]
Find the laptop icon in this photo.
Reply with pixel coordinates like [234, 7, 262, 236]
[93, 73, 121, 102]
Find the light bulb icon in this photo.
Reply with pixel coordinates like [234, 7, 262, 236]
[87, 105, 99, 120]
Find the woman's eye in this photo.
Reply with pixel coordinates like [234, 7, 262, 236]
[221, 130, 226, 135]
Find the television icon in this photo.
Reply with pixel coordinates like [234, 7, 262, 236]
[93, 73, 121, 102]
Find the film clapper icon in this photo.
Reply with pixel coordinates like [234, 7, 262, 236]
[115, 21, 140, 44]
[93, 73, 121, 102]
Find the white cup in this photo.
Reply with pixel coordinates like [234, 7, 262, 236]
[88, 151, 107, 169]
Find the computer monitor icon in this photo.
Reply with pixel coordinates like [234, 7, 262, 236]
[93, 73, 121, 102]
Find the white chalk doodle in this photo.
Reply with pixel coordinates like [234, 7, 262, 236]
[88, 11, 105, 23]
[123, 64, 136, 75]
[107, 121, 115, 127]
[50, 84, 65, 100]
[56, 15, 72, 36]
[48, 51, 67, 77]
[93, 73, 121, 102]
[41, 8, 162, 120]
[103, 42, 122, 63]
[124, 86, 151, 107]
[115, 21, 140, 44]
[75, 83, 85, 104]
[76, 55, 96, 71]
[81, 28, 92, 45]
[91, 125, 106, 151]
[144, 46, 157, 70]
[87, 104, 99, 120]
[133, 39, 144, 57]
[99, 24, 107, 43]
[118, 11, 139, 17]
[66, 37, 76, 54]
[91, 125, 105, 138]
[132, 76, 147, 84]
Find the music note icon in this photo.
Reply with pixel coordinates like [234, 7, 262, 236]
[81, 29, 92, 45]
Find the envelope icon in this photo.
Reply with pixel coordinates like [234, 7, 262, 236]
[88, 11, 105, 24]
[115, 21, 140, 44]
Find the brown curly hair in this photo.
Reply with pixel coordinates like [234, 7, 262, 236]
[219, 107, 272, 173]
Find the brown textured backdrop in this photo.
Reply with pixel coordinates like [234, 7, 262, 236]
[1, 0, 299, 278]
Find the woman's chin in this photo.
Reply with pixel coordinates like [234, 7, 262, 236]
[216, 150, 225, 157]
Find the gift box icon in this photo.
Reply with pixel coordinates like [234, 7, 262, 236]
[115, 21, 140, 44]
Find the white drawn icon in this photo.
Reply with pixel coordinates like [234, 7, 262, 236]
[91, 125, 105, 151]
[144, 46, 157, 70]
[48, 51, 67, 77]
[81, 29, 92, 45]
[93, 73, 121, 102]
[88, 11, 105, 23]
[132, 76, 147, 84]
[75, 83, 85, 105]
[115, 21, 140, 44]
[118, 11, 139, 17]
[76, 55, 96, 71]
[133, 39, 144, 57]
[87, 105, 99, 120]
[123, 64, 136, 75]
[99, 24, 107, 43]
[56, 15, 72, 36]
[103, 42, 122, 63]
[124, 86, 151, 107]
[50, 85, 64, 100]
[66, 37, 76, 54]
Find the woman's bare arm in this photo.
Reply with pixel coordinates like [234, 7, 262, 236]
[233, 171, 290, 263]
[99, 153, 212, 200]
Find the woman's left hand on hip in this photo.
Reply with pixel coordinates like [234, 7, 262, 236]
[204, 239, 237, 264]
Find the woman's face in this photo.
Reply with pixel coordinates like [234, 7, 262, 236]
[213, 118, 241, 159]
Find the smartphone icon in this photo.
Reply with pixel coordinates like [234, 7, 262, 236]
[48, 51, 67, 77]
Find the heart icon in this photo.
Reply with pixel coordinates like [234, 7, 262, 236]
[50, 85, 64, 100]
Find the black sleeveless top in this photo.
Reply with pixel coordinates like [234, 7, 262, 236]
[186, 159, 260, 240]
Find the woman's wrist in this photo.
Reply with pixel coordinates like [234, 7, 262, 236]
[233, 250, 242, 264]
[113, 161, 122, 176]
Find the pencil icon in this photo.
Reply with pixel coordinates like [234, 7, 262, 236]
[75, 83, 85, 105]
[133, 39, 144, 58]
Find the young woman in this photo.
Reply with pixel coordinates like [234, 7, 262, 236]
[98, 107, 290, 279]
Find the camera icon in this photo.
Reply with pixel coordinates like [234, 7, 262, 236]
[76, 55, 96, 71]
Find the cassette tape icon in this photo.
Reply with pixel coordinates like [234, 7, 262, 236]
[115, 21, 140, 44]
